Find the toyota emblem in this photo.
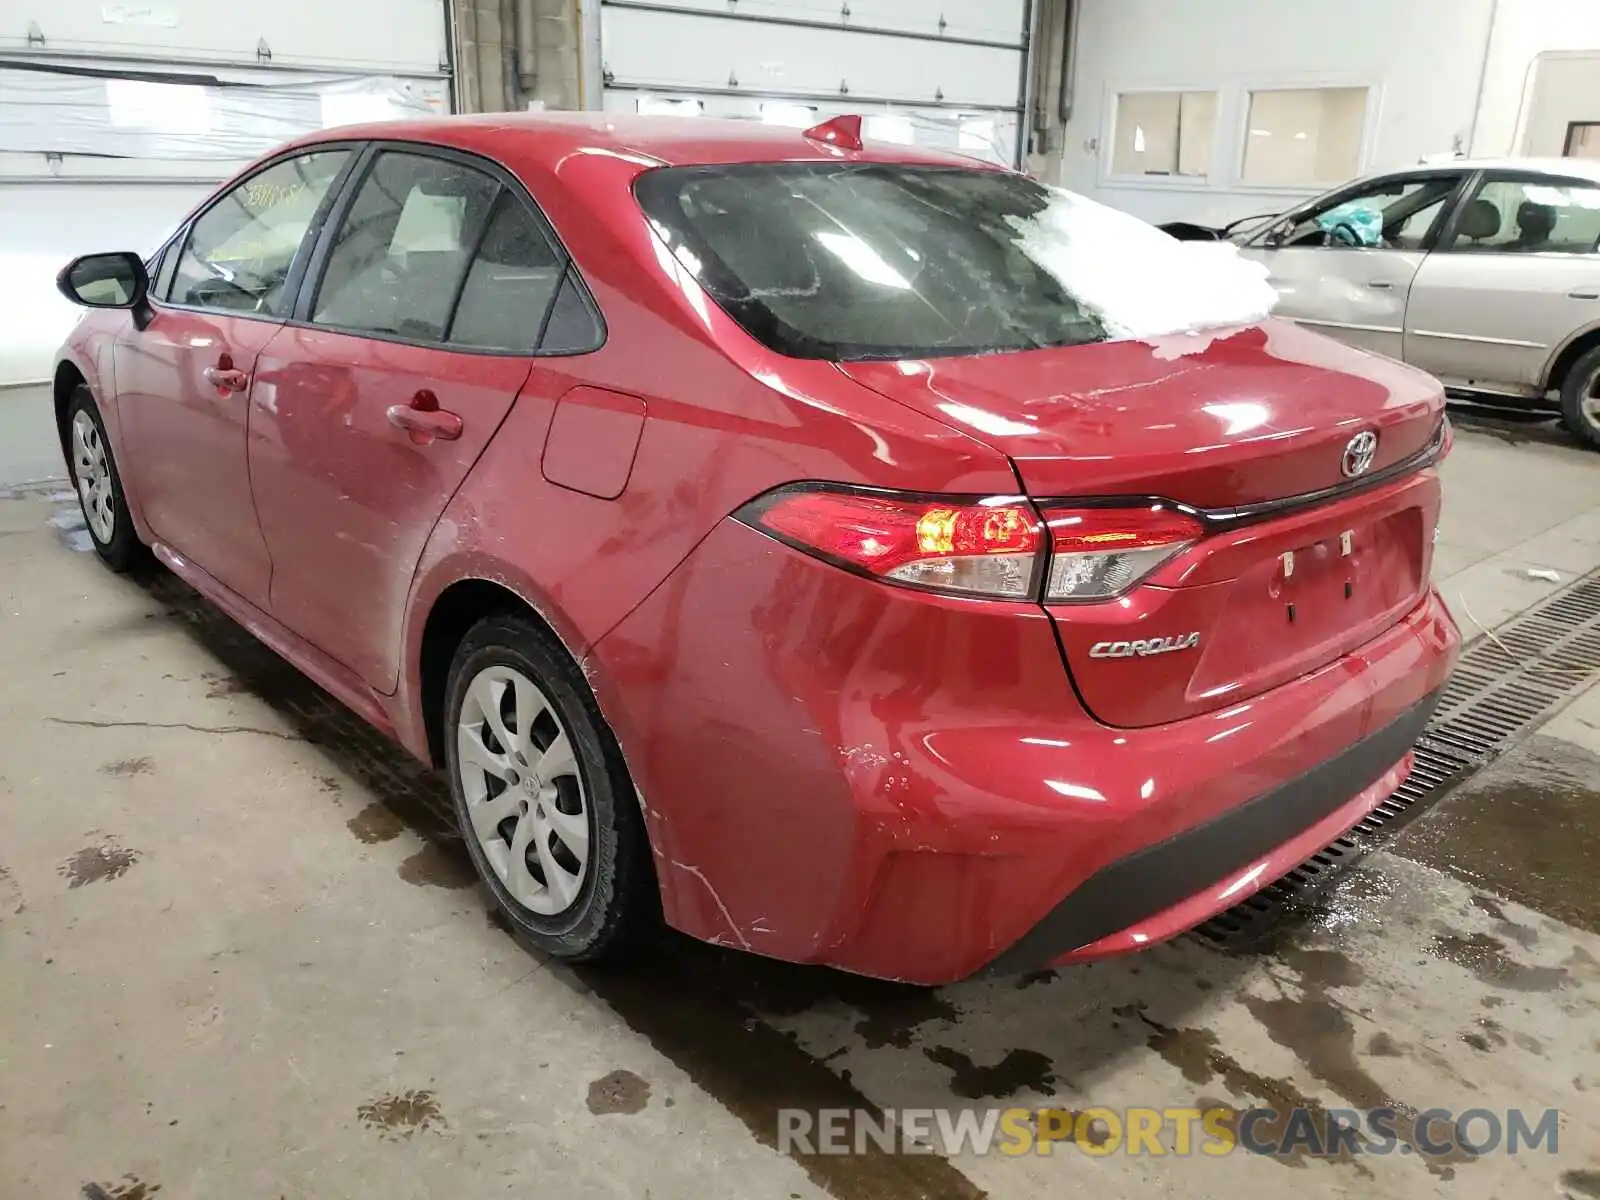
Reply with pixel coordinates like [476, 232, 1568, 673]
[1341, 431, 1379, 478]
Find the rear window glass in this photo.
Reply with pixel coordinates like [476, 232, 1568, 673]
[450, 194, 564, 351]
[635, 163, 1275, 361]
[636, 164, 1109, 360]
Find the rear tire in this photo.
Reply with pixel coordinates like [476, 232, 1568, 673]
[443, 613, 658, 962]
[63, 386, 150, 573]
[1558, 346, 1600, 451]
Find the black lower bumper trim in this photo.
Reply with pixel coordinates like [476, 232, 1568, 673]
[980, 691, 1442, 977]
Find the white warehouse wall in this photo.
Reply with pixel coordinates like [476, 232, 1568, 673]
[0, 182, 208, 389]
[1048, 0, 1499, 226]
[1472, 0, 1600, 155]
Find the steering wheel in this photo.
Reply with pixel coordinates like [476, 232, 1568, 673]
[1328, 222, 1363, 247]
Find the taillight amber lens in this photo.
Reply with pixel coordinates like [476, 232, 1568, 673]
[740, 486, 1044, 599]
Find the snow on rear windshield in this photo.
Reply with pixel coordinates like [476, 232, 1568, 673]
[634, 163, 1277, 361]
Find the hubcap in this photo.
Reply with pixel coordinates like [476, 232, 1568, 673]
[1582, 367, 1600, 428]
[456, 665, 589, 916]
[71, 411, 115, 544]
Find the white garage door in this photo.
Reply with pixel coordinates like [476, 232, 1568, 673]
[598, 0, 1030, 168]
[0, 0, 449, 385]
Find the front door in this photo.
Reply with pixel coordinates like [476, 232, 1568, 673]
[1241, 173, 1465, 360]
[116, 147, 353, 606]
[248, 147, 583, 691]
[1404, 172, 1600, 392]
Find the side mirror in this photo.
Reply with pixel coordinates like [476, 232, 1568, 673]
[57, 251, 154, 330]
[57, 251, 150, 309]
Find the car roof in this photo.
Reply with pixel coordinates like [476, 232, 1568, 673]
[285, 111, 1000, 172]
[1383, 156, 1600, 183]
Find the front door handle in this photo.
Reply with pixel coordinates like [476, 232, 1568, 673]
[203, 353, 249, 393]
[1367, 280, 1395, 290]
[387, 389, 463, 444]
[1569, 289, 1600, 300]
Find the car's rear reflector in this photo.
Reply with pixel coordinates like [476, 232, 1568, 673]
[1040, 505, 1202, 602]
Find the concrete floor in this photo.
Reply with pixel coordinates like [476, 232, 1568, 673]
[0, 385, 63, 488]
[2, 417, 1599, 1199]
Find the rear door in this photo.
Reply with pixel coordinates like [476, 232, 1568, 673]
[116, 147, 354, 607]
[1240, 172, 1466, 360]
[1403, 171, 1600, 392]
[247, 144, 597, 691]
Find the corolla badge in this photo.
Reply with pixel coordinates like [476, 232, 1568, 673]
[1090, 633, 1202, 659]
[1341, 430, 1379, 478]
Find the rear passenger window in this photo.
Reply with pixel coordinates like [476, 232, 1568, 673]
[449, 196, 563, 351]
[1445, 177, 1600, 255]
[538, 269, 604, 355]
[312, 151, 498, 342]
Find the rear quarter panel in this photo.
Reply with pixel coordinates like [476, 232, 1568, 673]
[392, 143, 1014, 762]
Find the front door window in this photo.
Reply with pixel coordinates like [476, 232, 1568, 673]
[1265, 176, 1461, 251]
[168, 150, 350, 315]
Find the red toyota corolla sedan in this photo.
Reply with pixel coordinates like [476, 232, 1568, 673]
[52, 113, 1459, 984]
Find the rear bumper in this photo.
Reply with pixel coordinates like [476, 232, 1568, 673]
[592, 518, 1461, 985]
[980, 689, 1439, 975]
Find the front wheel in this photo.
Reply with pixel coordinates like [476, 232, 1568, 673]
[64, 386, 149, 572]
[1559, 346, 1600, 451]
[443, 613, 659, 962]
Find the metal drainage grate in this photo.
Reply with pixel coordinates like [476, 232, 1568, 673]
[1196, 568, 1600, 948]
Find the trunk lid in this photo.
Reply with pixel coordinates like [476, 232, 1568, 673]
[839, 320, 1446, 727]
[837, 321, 1441, 507]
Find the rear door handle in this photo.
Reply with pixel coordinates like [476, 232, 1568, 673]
[1569, 289, 1600, 300]
[203, 353, 249, 393]
[387, 389, 463, 444]
[1367, 280, 1395, 290]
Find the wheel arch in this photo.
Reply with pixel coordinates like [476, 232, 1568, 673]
[52, 360, 88, 456]
[1544, 322, 1600, 394]
[414, 574, 639, 772]
[413, 573, 669, 923]
[418, 577, 552, 768]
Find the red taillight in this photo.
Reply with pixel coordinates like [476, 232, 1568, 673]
[742, 487, 1044, 598]
[1041, 505, 1202, 601]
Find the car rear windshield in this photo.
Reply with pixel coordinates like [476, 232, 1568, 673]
[634, 163, 1113, 361]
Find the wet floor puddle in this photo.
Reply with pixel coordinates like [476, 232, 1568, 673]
[1396, 734, 1600, 935]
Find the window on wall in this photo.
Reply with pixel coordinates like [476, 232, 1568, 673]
[1566, 122, 1600, 161]
[1111, 91, 1217, 179]
[1241, 87, 1369, 186]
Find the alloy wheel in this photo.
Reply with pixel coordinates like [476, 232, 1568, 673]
[1583, 365, 1600, 430]
[71, 410, 115, 544]
[456, 664, 590, 916]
